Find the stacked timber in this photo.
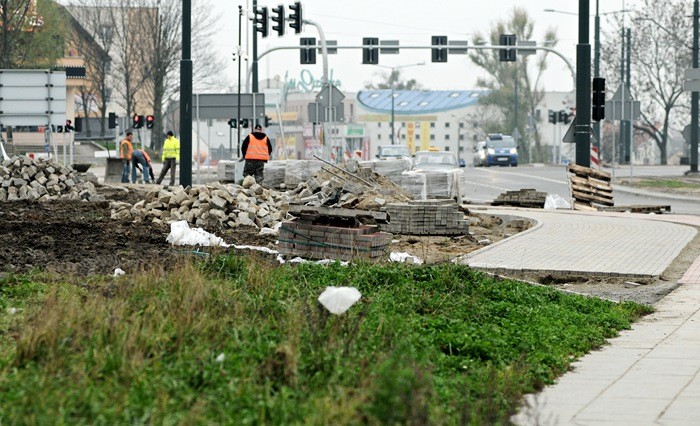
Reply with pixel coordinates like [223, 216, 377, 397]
[566, 164, 614, 210]
[492, 189, 547, 208]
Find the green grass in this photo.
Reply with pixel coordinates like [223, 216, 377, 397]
[633, 178, 700, 189]
[0, 256, 652, 424]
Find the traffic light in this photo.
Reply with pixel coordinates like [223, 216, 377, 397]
[264, 115, 272, 127]
[558, 110, 571, 125]
[300, 37, 316, 64]
[499, 34, 516, 62]
[254, 6, 268, 38]
[227, 118, 237, 128]
[108, 112, 117, 129]
[548, 110, 557, 124]
[288, 1, 302, 34]
[132, 114, 144, 129]
[74, 117, 83, 132]
[592, 77, 606, 122]
[271, 5, 285, 37]
[362, 37, 379, 64]
[146, 115, 155, 129]
[431, 35, 448, 63]
[240, 118, 249, 128]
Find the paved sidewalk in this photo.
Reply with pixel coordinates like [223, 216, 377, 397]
[462, 208, 700, 426]
[460, 209, 697, 278]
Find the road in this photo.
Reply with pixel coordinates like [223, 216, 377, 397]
[463, 165, 700, 215]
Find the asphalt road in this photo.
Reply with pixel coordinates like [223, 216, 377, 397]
[462, 164, 700, 215]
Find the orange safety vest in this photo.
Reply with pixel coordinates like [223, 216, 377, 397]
[120, 139, 133, 160]
[245, 134, 270, 161]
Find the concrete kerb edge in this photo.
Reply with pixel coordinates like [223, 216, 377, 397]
[612, 183, 700, 202]
[454, 211, 545, 263]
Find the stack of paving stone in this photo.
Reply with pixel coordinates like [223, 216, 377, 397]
[284, 160, 324, 188]
[491, 188, 547, 208]
[278, 220, 392, 262]
[110, 176, 290, 231]
[359, 158, 413, 185]
[0, 156, 104, 202]
[380, 199, 469, 235]
[566, 164, 614, 211]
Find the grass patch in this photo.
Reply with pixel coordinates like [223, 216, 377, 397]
[0, 255, 651, 424]
[629, 178, 700, 190]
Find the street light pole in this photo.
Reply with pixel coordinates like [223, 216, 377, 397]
[593, 0, 601, 150]
[575, 0, 592, 167]
[375, 62, 425, 146]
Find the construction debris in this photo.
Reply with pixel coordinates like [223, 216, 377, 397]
[0, 156, 104, 202]
[380, 199, 469, 235]
[566, 164, 614, 209]
[492, 189, 547, 208]
[110, 181, 291, 231]
[597, 205, 672, 214]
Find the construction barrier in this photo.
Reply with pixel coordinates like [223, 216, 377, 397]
[591, 146, 600, 169]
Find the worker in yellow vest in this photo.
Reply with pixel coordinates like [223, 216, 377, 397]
[241, 124, 272, 184]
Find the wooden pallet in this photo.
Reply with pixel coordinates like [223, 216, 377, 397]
[567, 164, 614, 210]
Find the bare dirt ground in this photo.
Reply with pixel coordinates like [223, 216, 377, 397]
[1, 182, 696, 306]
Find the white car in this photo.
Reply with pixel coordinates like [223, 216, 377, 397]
[411, 150, 460, 171]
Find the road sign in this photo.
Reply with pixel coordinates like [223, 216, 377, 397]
[605, 100, 641, 121]
[316, 84, 344, 108]
[308, 102, 344, 123]
[316, 40, 338, 54]
[517, 40, 537, 56]
[191, 93, 265, 120]
[0, 70, 67, 126]
[562, 117, 599, 145]
[683, 68, 700, 95]
[448, 40, 469, 54]
[610, 84, 633, 102]
[683, 124, 700, 142]
[380, 40, 400, 54]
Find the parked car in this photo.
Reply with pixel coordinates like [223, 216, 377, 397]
[376, 145, 411, 160]
[411, 150, 460, 171]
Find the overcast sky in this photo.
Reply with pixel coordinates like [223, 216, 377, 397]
[209, 0, 637, 93]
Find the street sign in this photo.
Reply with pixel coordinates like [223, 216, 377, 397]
[448, 40, 469, 54]
[0, 70, 67, 126]
[684, 68, 700, 80]
[610, 84, 633, 102]
[562, 117, 599, 145]
[605, 100, 641, 121]
[379, 40, 400, 54]
[308, 102, 344, 123]
[683, 124, 700, 142]
[316, 84, 345, 108]
[316, 40, 338, 54]
[191, 93, 266, 120]
[684, 80, 700, 92]
[517, 40, 537, 56]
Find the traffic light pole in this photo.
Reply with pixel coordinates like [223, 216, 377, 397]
[180, 0, 193, 186]
[575, 0, 591, 168]
[237, 5, 243, 158]
[249, 44, 577, 91]
[691, 0, 699, 174]
[252, 0, 259, 93]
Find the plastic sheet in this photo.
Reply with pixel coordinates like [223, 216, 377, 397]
[317, 286, 362, 315]
[544, 194, 572, 210]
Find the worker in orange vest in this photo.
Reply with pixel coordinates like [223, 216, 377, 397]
[241, 124, 272, 184]
[119, 132, 134, 183]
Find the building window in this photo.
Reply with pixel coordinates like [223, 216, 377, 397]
[430, 122, 435, 128]
[401, 122, 406, 127]
[459, 134, 465, 141]
[430, 134, 435, 140]
[402, 134, 406, 139]
[377, 122, 381, 128]
[418, 101, 429, 106]
[459, 146, 464, 152]
[445, 122, 450, 128]
[445, 134, 450, 140]
[445, 146, 450, 151]
[459, 122, 465, 128]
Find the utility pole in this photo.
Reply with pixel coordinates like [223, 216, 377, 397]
[592, 0, 601, 152]
[237, 5, 243, 158]
[252, 0, 259, 93]
[575, 0, 592, 167]
[179, 0, 192, 186]
[691, 0, 699, 174]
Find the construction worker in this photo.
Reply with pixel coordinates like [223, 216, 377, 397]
[119, 132, 134, 183]
[131, 148, 153, 183]
[241, 124, 272, 184]
[157, 131, 180, 185]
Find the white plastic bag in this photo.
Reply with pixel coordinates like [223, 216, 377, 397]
[544, 194, 572, 210]
[318, 286, 362, 315]
[166, 220, 230, 247]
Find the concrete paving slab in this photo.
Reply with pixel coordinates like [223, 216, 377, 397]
[460, 209, 697, 278]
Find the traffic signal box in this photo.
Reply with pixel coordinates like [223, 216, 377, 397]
[254, 7, 269, 38]
[289, 2, 302, 33]
[499, 34, 516, 62]
[146, 115, 155, 129]
[592, 77, 606, 122]
[300, 37, 316, 64]
[271, 5, 285, 37]
[431, 36, 448, 63]
[362, 37, 379, 64]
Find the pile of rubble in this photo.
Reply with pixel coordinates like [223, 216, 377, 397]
[0, 156, 103, 202]
[288, 159, 413, 210]
[110, 176, 291, 231]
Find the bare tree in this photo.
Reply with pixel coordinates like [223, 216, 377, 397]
[364, 69, 422, 91]
[469, 7, 558, 163]
[600, 0, 691, 164]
